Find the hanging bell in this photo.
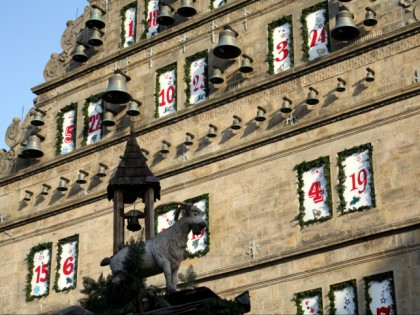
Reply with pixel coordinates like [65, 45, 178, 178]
[280, 97, 293, 114]
[157, 4, 175, 26]
[331, 7, 360, 41]
[31, 109, 46, 126]
[239, 54, 254, 73]
[88, 28, 104, 46]
[24, 190, 33, 202]
[363, 7, 377, 27]
[126, 99, 141, 116]
[336, 78, 346, 92]
[213, 25, 242, 59]
[207, 124, 218, 138]
[184, 132, 195, 146]
[102, 70, 132, 104]
[210, 67, 224, 84]
[177, 0, 197, 17]
[102, 110, 116, 126]
[306, 87, 320, 105]
[161, 140, 171, 154]
[86, 5, 106, 29]
[97, 163, 108, 177]
[41, 184, 51, 196]
[124, 210, 145, 232]
[76, 170, 89, 184]
[23, 134, 44, 158]
[73, 42, 90, 63]
[365, 67, 375, 82]
[255, 106, 267, 122]
[57, 177, 70, 192]
[231, 115, 242, 130]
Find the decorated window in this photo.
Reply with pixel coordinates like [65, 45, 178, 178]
[301, 2, 330, 62]
[211, 0, 227, 9]
[56, 103, 77, 156]
[329, 280, 358, 315]
[82, 94, 103, 146]
[54, 235, 79, 292]
[267, 16, 293, 75]
[184, 51, 209, 107]
[121, 2, 137, 47]
[143, 0, 159, 38]
[364, 271, 396, 315]
[293, 288, 323, 315]
[155, 194, 210, 258]
[294, 156, 332, 227]
[155, 63, 177, 118]
[25, 242, 52, 301]
[337, 143, 376, 213]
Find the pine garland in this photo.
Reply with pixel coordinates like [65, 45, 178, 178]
[363, 271, 396, 315]
[293, 288, 323, 315]
[154, 63, 177, 118]
[184, 50, 209, 107]
[82, 94, 103, 146]
[55, 103, 77, 156]
[294, 156, 332, 228]
[120, 1, 138, 48]
[328, 279, 358, 315]
[300, 2, 330, 62]
[336, 143, 376, 213]
[267, 15, 293, 75]
[53, 234, 79, 293]
[25, 242, 53, 302]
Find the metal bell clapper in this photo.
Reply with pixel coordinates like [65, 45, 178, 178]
[255, 106, 267, 122]
[177, 0, 197, 17]
[86, 4, 106, 29]
[184, 132, 195, 146]
[102, 69, 132, 104]
[331, 6, 360, 41]
[209, 66, 225, 84]
[231, 115, 242, 130]
[306, 87, 320, 105]
[31, 108, 46, 126]
[280, 97, 293, 114]
[157, 4, 175, 26]
[213, 25, 242, 59]
[239, 54, 254, 73]
[73, 42, 90, 63]
[126, 99, 142, 116]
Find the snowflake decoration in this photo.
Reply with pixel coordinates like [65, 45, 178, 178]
[33, 285, 40, 295]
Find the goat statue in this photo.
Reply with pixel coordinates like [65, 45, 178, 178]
[101, 202, 207, 293]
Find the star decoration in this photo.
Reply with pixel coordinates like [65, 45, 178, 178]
[344, 298, 351, 306]
[380, 297, 387, 304]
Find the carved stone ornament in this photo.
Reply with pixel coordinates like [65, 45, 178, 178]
[43, 53, 66, 81]
[5, 117, 24, 149]
[399, 0, 415, 8]
[0, 149, 15, 177]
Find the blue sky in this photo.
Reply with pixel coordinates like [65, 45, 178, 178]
[0, 0, 88, 150]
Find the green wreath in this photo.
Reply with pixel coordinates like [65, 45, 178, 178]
[55, 103, 77, 156]
[53, 234, 79, 293]
[184, 50, 209, 107]
[267, 15, 293, 75]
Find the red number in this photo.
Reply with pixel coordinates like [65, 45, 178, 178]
[127, 19, 134, 37]
[191, 228, 205, 240]
[309, 26, 326, 48]
[89, 113, 101, 133]
[275, 41, 289, 62]
[34, 263, 48, 283]
[350, 169, 367, 194]
[159, 86, 175, 107]
[192, 75, 205, 92]
[62, 257, 74, 276]
[308, 181, 324, 203]
[149, 10, 158, 27]
[376, 306, 391, 315]
[64, 125, 74, 143]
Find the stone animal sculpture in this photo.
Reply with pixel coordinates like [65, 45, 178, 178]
[102, 202, 207, 293]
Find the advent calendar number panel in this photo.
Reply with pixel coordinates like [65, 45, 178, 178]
[122, 4, 137, 47]
[146, 0, 159, 38]
[156, 64, 177, 117]
[268, 17, 293, 74]
[364, 271, 396, 315]
[54, 235, 79, 292]
[302, 3, 330, 61]
[26, 243, 52, 301]
[329, 280, 358, 315]
[86, 100, 103, 145]
[294, 288, 322, 315]
[58, 105, 77, 155]
[186, 51, 208, 106]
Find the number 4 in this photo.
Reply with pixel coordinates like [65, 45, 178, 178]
[308, 181, 324, 203]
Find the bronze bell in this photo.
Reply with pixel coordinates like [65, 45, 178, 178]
[255, 106, 267, 122]
[102, 110, 116, 126]
[31, 109, 46, 126]
[157, 4, 175, 26]
[76, 170, 89, 184]
[57, 177, 70, 192]
[210, 67, 224, 84]
[365, 67, 375, 82]
[336, 78, 346, 92]
[239, 54, 254, 73]
[97, 163, 108, 177]
[306, 87, 320, 105]
[184, 132, 195, 146]
[213, 25, 242, 59]
[86, 6, 106, 30]
[24, 190, 33, 202]
[280, 97, 293, 114]
[88, 28, 104, 46]
[73, 42, 89, 63]
[363, 7, 377, 27]
[41, 184, 51, 196]
[102, 70, 132, 104]
[161, 140, 171, 154]
[207, 124, 218, 138]
[23, 134, 44, 158]
[177, 0, 197, 17]
[124, 209, 145, 232]
[331, 7, 360, 41]
[231, 115, 242, 130]
[126, 99, 141, 116]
